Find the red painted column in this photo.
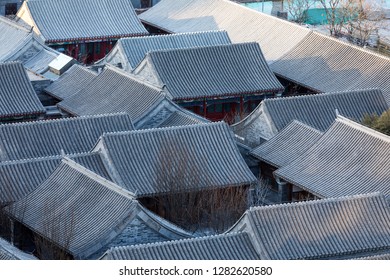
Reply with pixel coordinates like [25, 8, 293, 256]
[203, 99, 207, 117]
[240, 96, 244, 118]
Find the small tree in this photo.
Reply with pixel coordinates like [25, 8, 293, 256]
[146, 139, 250, 235]
[344, 0, 384, 46]
[32, 199, 75, 260]
[251, 177, 272, 207]
[319, 0, 384, 42]
[318, 0, 353, 36]
[286, 0, 313, 24]
[362, 109, 390, 136]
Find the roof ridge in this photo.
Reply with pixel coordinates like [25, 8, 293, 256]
[248, 192, 384, 212]
[336, 114, 390, 143]
[281, 119, 324, 135]
[101, 121, 227, 138]
[312, 31, 390, 62]
[104, 64, 166, 92]
[0, 16, 32, 33]
[222, 0, 310, 33]
[0, 61, 24, 66]
[137, 205, 193, 236]
[61, 157, 136, 199]
[0, 151, 101, 166]
[108, 231, 246, 251]
[160, 98, 209, 122]
[263, 88, 382, 103]
[0, 112, 130, 128]
[146, 41, 259, 56]
[120, 30, 229, 42]
[72, 64, 99, 76]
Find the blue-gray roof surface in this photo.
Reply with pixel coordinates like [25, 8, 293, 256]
[101, 232, 259, 260]
[22, 0, 148, 42]
[264, 88, 388, 132]
[250, 120, 323, 168]
[44, 64, 98, 100]
[95, 122, 257, 197]
[139, 42, 283, 100]
[138, 0, 311, 62]
[115, 30, 232, 70]
[134, 98, 209, 129]
[0, 113, 134, 161]
[0, 152, 112, 205]
[0, 16, 33, 61]
[231, 88, 389, 147]
[57, 66, 166, 122]
[6, 158, 138, 259]
[0, 16, 66, 79]
[139, 0, 390, 102]
[270, 32, 390, 104]
[275, 116, 390, 199]
[0, 61, 45, 118]
[233, 193, 390, 259]
[23, 49, 57, 75]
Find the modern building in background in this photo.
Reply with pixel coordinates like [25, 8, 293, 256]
[0, 0, 22, 16]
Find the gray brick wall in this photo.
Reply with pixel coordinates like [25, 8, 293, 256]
[109, 217, 169, 247]
[91, 217, 170, 259]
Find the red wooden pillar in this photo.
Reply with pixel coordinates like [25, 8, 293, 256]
[240, 96, 244, 118]
[203, 99, 207, 117]
[75, 43, 79, 60]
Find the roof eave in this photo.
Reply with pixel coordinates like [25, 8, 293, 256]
[174, 88, 284, 102]
[45, 33, 149, 44]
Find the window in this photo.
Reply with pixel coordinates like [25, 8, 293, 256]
[5, 3, 17, 16]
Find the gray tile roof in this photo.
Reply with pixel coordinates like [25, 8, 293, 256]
[44, 64, 98, 100]
[0, 16, 65, 79]
[232, 88, 389, 147]
[134, 97, 209, 129]
[5, 157, 193, 259]
[93, 122, 257, 197]
[139, 0, 311, 62]
[270, 32, 390, 104]
[230, 193, 390, 260]
[103, 30, 232, 71]
[57, 65, 167, 122]
[100, 232, 259, 260]
[18, 0, 148, 43]
[275, 116, 390, 198]
[134, 43, 283, 100]
[0, 113, 134, 161]
[158, 110, 206, 128]
[0, 61, 45, 118]
[0, 16, 32, 61]
[56, 65, 208, 129]
[6, 158, 139, 259]
[250, 120, 323, 168]
[23, 49, 58, 75]
[0, 237, 37, 260]
[0, 152, 112, 205]
[139, 1, 390, 101]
